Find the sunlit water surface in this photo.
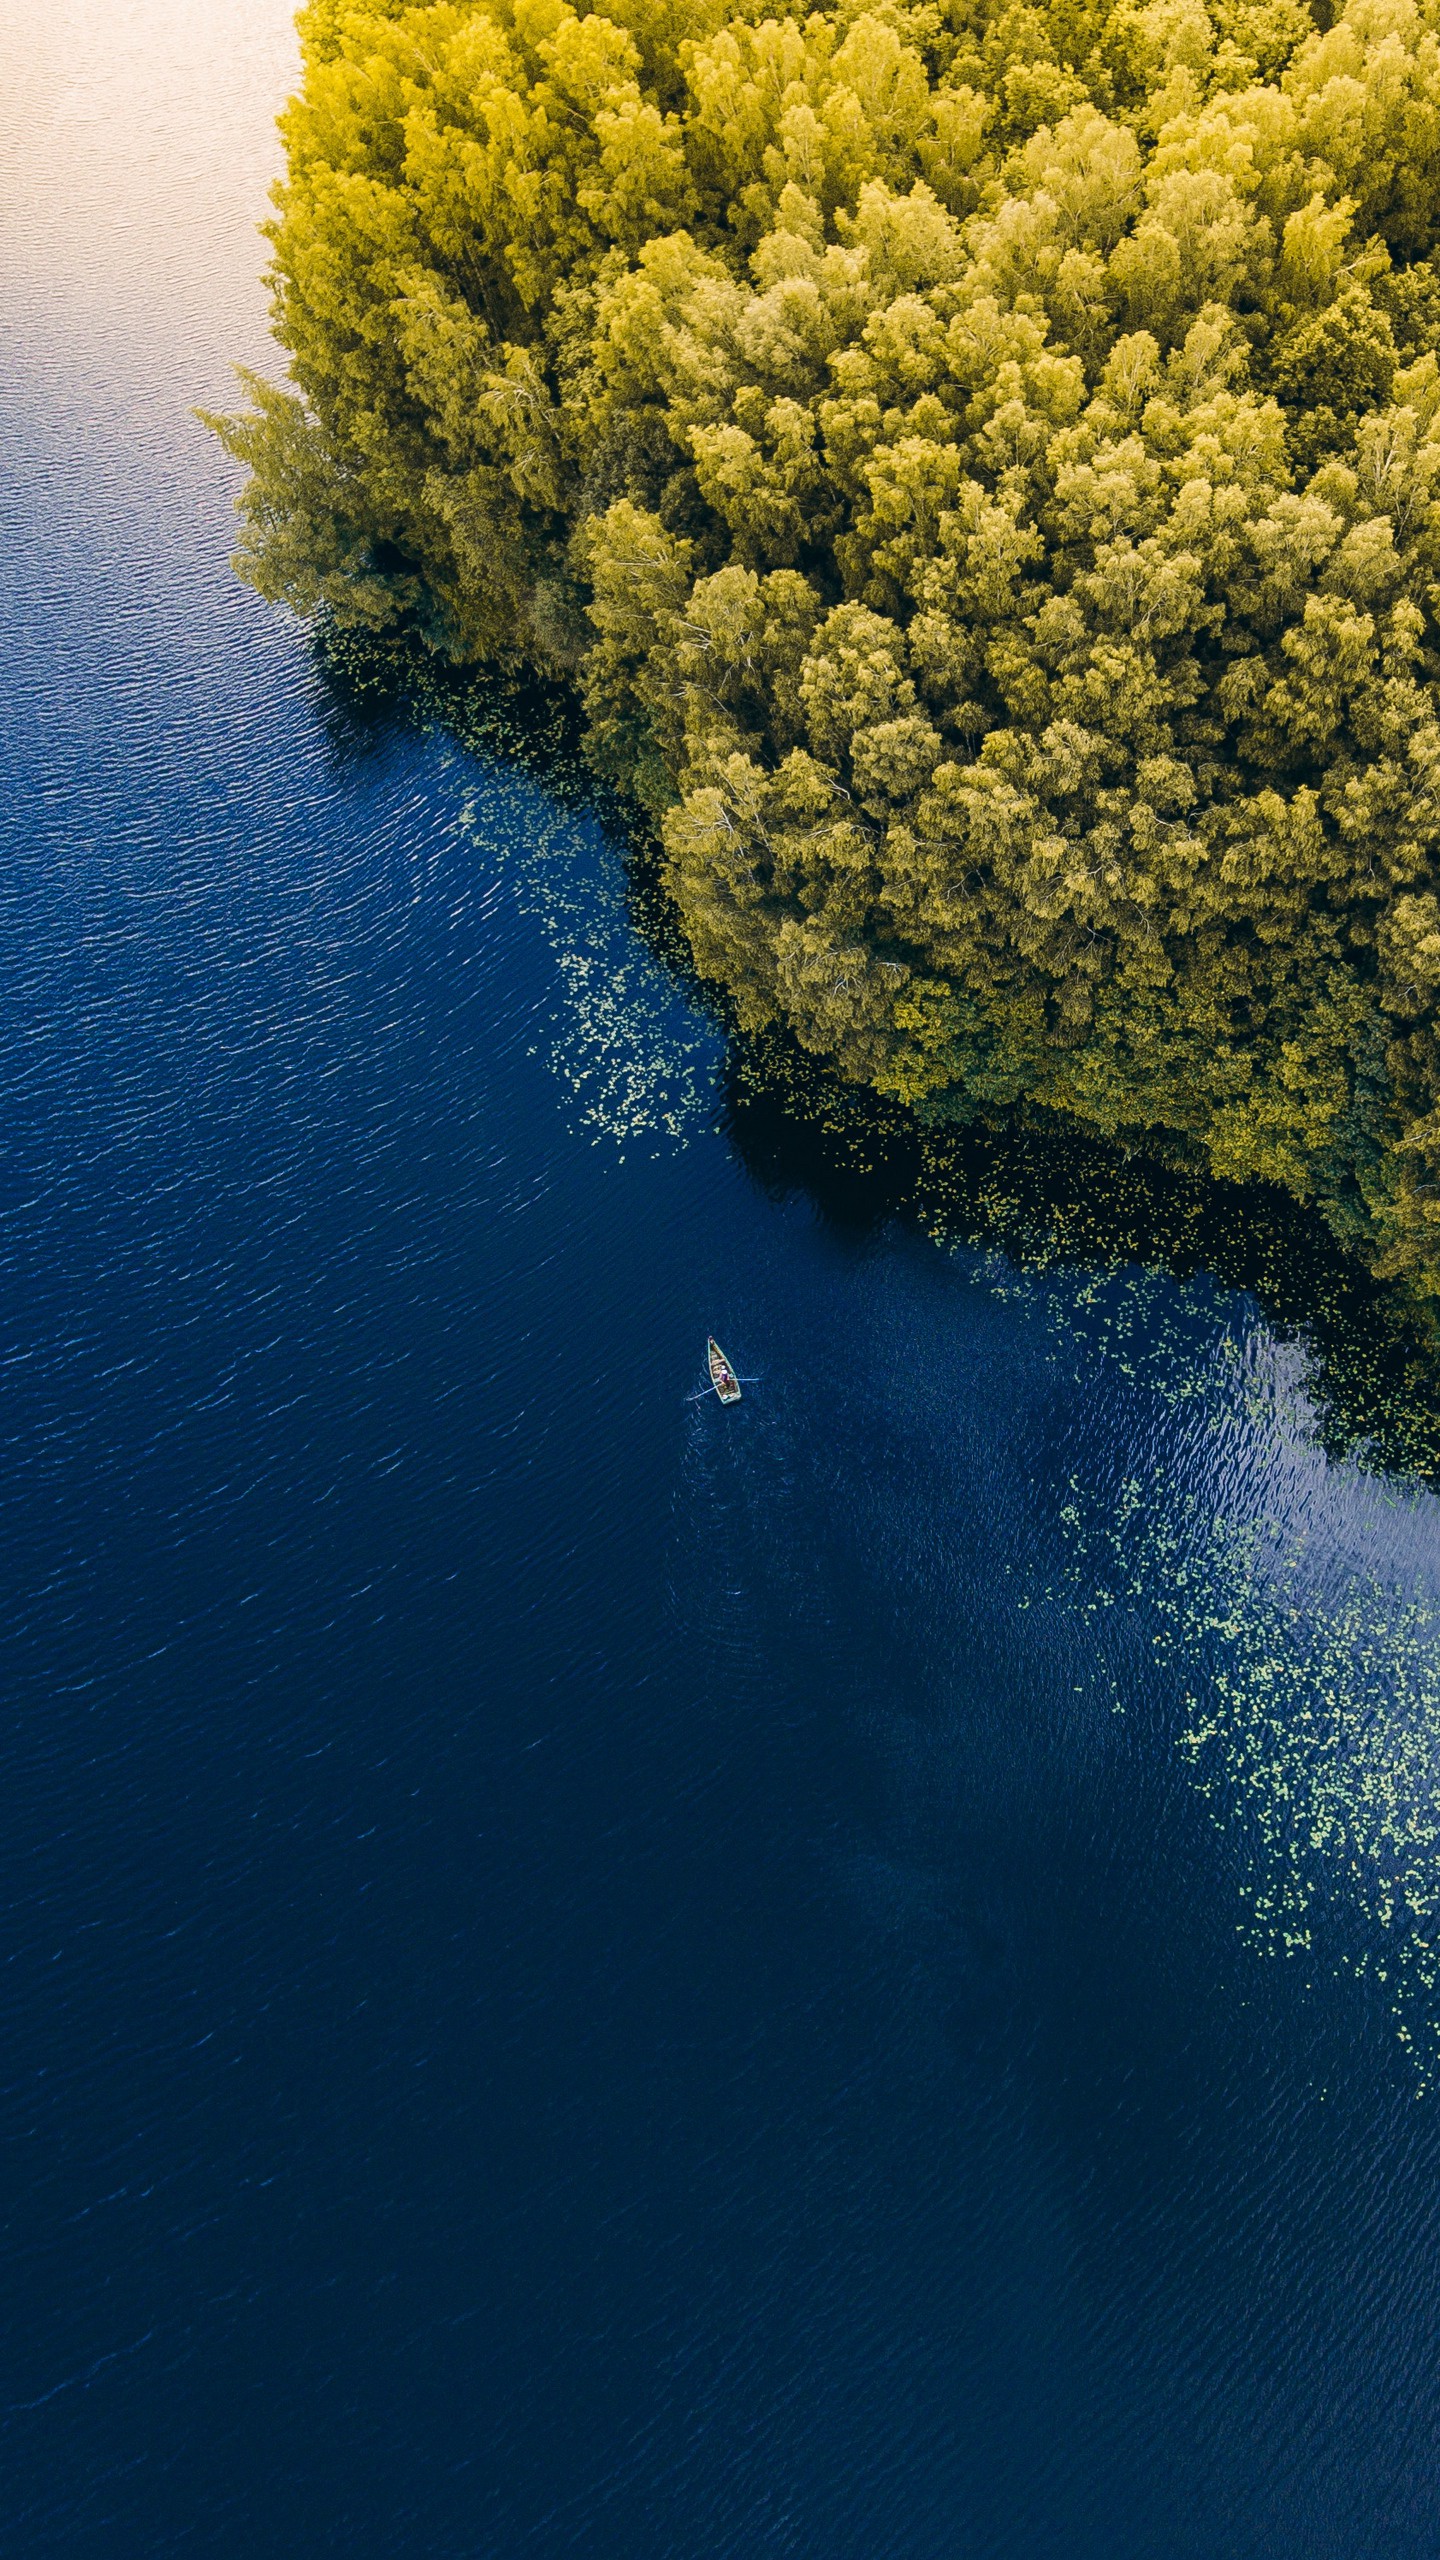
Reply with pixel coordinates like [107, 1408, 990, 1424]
[5, 7, 1440, 2553]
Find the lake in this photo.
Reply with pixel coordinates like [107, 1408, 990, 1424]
[5, 5, 1440, 2553]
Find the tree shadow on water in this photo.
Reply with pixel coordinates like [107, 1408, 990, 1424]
[722, 1026, 1440, 1490]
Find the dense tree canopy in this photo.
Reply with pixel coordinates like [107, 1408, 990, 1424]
[216, 0, 1440, 1297]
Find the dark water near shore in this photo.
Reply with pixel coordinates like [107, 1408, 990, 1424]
[7, 8, 1440, 2553]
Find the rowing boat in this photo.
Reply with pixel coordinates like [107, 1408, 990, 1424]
[707, 1337, 741, 1404]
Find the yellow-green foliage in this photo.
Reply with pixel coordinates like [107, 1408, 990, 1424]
[216, 0, 1440, 1293]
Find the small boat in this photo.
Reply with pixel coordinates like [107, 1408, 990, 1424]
[707, 1337, 741, 1404]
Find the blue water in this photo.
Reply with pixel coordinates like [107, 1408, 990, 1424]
[7, 7, 1440, 2553]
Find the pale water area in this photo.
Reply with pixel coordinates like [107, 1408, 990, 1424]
[4, 4, 1440, 2552]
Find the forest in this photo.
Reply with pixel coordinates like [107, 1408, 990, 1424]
[215, 0, 1440, 1301]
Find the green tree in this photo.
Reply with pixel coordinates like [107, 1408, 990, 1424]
[212, 0, 1440, 1303]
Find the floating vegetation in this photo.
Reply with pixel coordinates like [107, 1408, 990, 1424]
[314, 617, 599, 807]
[1043, 1390, 1440, 2081]
[317, 620, 722, 1155]
[460, 780, 722, 1154]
